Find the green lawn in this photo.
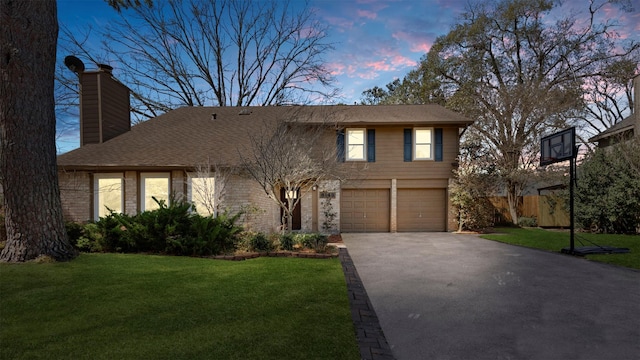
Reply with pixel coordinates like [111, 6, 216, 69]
[0, 254, 359, 360]
[481, 227, 640, 270]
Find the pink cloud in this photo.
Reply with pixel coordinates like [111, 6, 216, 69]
[392, 31, 432, 54]
[357, 9, 377, 19]
[328, 62, 359, 77]
[366, 60, 393, 72]
[411, 42, 430, 53]
[391, 55, 417, 68]
[323, 15, 354, 32]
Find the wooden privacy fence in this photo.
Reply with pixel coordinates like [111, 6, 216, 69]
[489, 195, 569, 227]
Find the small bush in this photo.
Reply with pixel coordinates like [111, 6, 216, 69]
[74, 223, 104, 253]
[249, 233, 272, 252]
[295, 233, 328, 252]
[518, 217, 537, 227]
[279, 233, 295, 251]
[65, 221, 84, 248]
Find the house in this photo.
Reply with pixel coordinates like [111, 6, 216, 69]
[589, 73, 639, 147]
[57, 66, 473, 233]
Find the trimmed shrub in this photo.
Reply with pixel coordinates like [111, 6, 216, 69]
[249, 233, 272, 252]
[279, 233, 295, 251]
[295, 233, 328, 252]
[84, 197, 243, 256]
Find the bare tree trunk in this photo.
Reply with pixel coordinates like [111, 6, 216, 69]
[0, 0, 77, 262]
[506, 182, 519, 226]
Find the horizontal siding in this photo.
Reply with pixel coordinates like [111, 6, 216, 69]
[397, 179, 449, 188]
[80, 74, 100, 145]
[101, 76, 130, 141]
[80, 72, 131, 145]
[337, 125, 460, 180]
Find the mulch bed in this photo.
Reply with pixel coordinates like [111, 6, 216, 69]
[210, 234, 344, 261]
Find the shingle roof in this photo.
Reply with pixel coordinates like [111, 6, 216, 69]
[57, 104, 473, 169]
[589, 113, 636, 142]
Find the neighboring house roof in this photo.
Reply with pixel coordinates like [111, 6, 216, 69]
[589, 113, 636, 143]
[58, 104, 473, 170]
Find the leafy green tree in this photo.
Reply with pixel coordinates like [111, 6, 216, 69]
[576, 138, 640, 233]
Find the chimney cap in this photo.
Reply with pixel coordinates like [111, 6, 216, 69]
[97, 63, 114, 73]
[64, 55, 85, 74]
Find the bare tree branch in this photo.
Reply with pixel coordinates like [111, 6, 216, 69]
[58, 0, 337, 125]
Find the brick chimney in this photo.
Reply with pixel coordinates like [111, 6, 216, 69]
[79, 64, 130, 146]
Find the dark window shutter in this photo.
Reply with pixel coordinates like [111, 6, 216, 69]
[367, 129, 376, 162]
[336, 130, 345, 162]
[404, 128, 412, 162]
[435, 128, 443, 162]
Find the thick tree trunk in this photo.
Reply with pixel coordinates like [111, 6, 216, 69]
[0, 0, 78, 262]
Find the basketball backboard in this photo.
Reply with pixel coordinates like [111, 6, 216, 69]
[540, 127, 576, 166]
[540, 127, 575, 166]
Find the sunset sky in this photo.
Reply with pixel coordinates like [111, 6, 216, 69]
[56, 0, 639, 152]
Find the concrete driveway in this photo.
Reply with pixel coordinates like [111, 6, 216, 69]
[342, 232, 640, 360]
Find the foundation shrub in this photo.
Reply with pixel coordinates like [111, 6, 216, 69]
[295, 233, 328, 252]
[279, 233, 295, 251]
[74, 198, 243, 256]
[249, 232, 273, 252]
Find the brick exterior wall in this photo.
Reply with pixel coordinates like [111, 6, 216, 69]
[318, 180, 340, 234]
[124, 171, 137, 215]
[58, 169, 314, 233]
[171, 170, 186, 201]
[390, 179, 397, 232]
[59, 171, 92, 222]
[222, 174, 280, 233]
[300, 188, 313, 232]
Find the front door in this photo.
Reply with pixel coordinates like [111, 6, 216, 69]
[280, 188, 301, 230]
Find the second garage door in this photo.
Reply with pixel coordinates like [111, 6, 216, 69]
[341, 189, 390, 232]
[397, 189, 446, 232]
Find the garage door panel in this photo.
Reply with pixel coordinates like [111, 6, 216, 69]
[341, 189, 389, 232]
[398, 189, 446, 232]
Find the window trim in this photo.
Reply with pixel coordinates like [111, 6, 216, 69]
[140, 172, 171, 212]
[413, 127, 434, 161]
[345, 128, 367, 161]
[93, 173, 124, 221]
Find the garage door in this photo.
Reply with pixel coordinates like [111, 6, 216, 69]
[341, 189, 390, 232]
[397, 189, 446, 231]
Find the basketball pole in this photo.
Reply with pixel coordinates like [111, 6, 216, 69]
[569, 155, 575, 253]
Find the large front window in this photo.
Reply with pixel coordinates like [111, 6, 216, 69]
[188, 175, 215, 216]
[141, 173, 170, 211]
[346, 128, 366, 161]
[414, 128, 433, 160]
[94, 174, 123, 220]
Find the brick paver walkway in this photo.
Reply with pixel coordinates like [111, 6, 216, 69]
[339, 248, 395, 360]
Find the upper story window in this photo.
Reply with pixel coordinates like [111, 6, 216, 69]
[94, 173, 123, 220]
[414, 128, 433, 160]
[346, 128, 366, 161]
[141, 173, 170, 211]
